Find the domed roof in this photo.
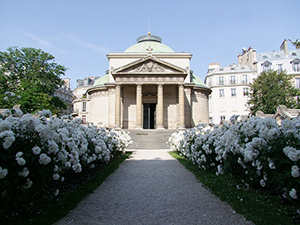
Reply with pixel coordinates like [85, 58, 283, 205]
[93, 73, 109, 87]
[124, 33, 174, 53]
[191, 73, 207, 88]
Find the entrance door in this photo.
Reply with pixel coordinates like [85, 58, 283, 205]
[143, 103, 156, 129]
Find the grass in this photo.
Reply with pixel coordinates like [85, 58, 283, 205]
[169, 151, 299, 225]
[12, 151, 132, 225]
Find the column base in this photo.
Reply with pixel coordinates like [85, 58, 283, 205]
[114, 126, 121, 131]
[178, 126, 186, 130]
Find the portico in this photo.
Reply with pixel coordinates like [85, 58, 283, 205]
[112, 55, 187, 130]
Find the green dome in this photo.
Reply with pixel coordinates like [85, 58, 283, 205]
[191, 73, 207, 88]
[93, 73, 109, 86]
[124, 33, 174, 53]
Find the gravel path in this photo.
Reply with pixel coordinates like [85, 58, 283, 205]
[55, 150, 254, 225]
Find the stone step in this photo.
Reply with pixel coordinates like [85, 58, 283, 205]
[126, 129, 177, 149]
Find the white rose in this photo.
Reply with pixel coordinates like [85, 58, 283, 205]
[0, 167, 8, 179]
[291, 165, 300, 178]
[15, 151, 23, 158]
[260, 179, 266, 187]
[32, 146, 41, 155]
[38, 153, 51, 165]
[289, 188, 298, 200]
[52, 173, 60, 180]
[18, 167, 29, 177]
[16, 157, 26, 166]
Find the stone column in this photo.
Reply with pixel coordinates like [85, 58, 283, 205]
[115, 84, 121, 129]
[136, 84, 143, 129]
[157, 84, 164, 129]
[178, 84, 185, 129]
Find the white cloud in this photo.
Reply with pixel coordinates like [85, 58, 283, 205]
[23, 31, 54, 49]
[66, 33, 109, 54]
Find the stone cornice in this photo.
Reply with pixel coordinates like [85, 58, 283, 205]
[107, 52, 192, 59]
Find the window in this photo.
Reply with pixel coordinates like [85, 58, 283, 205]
[296, 78, 300, 89]
[230, 76, 236, 84]
[231, 67, 235, 71]
[241, 66, 245, 70]
[219, 68, 224, 71]
[263, 55, 268, 59]
[220, 116, 225, 122]
[261, 61, 272, 72]
[218, 76, 224, 85]
[219, 89, 225, 97]
[82, 102, 86, 112]
[243, 88, 249, 96]
[263, 65, 271, 71]
[290, 58, 300, 72]
[293, 63, 300, 72]
[82, 115, 86, 124]
[278, 64, 283, 72]
[231, 88, 236, 97]
[242, 75, 248, 84]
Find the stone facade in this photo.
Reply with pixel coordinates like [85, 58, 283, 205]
[73, 34, 211, 129]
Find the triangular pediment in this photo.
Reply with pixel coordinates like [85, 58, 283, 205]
[112, 56, 187, 75]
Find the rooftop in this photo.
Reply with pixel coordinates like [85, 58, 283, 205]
[124, 33, 175, 53]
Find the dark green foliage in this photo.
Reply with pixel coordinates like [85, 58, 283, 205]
[247, 70, 300, 115]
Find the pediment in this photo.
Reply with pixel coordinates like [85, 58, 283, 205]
[112, 56, 187, 75]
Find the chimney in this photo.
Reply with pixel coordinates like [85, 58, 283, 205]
[280, 39, 288, 55]
[208, 62, 220, 69]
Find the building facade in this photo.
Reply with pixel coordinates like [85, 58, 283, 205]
[256, 39, 300, 85]
[73, 33, 211, 129]
[205, 61, 257, 124]
[54, 78, 74, 115]
[205, 39, 300, 125]
[72, 76, 100, 124]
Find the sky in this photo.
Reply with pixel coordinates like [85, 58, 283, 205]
[0, 0, 299, 89]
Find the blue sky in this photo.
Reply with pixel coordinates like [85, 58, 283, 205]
[0, 0, 299, 89]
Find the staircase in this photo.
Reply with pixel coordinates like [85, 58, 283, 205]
[126, 129, 177, 149]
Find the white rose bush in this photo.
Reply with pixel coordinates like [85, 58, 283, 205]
[0, 108, 132, 216]
[167, 115, 300, 205]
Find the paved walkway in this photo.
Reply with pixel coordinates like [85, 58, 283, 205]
[55, 150, 253, 225]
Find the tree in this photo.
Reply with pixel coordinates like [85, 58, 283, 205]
[289, 39, 300, 49]
[0, 47, 67, 114]
[247, 70, 300, 115]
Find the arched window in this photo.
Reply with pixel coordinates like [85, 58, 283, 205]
[290, 58, 300, 72]
[261, 61, 272, 71]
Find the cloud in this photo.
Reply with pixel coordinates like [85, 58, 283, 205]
[66, 33, 109, 54]
[23, 31, 54, 49]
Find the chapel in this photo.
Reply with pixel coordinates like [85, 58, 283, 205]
[75, 33, 211, 129]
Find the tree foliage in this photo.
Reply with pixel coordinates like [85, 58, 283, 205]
[0, 47, 67, 114]
[289, 39, 300, 49]
[247, 70, 300, 115]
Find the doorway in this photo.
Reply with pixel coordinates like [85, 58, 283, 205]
[143, 103, 156, 129]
